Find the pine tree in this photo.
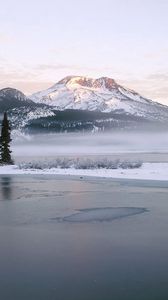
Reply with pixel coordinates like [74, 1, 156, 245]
[0, 112, 13, 165]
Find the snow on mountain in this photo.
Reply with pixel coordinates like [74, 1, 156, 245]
[0, 88, 27, 101]
[0, 87, 37, 113]
[29, 76, 168, 120]
[10, 106, 55, 131]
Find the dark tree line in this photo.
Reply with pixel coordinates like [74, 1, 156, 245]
[0, 112, 13, 165]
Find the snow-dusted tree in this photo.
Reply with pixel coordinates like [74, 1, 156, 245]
[0, 112, 13, 165]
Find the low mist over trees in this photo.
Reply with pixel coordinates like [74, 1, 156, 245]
[0, 112, 13, 165]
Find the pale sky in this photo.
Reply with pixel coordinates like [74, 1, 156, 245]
[0, 0, 168, 104]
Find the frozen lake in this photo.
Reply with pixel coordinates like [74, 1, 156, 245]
[0, 175, 168, 299]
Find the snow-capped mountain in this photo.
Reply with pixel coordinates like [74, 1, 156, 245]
[1, 77, 168, 134]
[30, 76, 168, 121]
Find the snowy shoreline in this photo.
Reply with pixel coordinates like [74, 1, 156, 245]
[0, 163, 168, 181]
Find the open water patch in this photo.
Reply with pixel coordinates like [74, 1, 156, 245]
[53, 207, 147, 223]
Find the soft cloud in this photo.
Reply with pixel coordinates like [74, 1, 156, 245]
[0, 32, 14, 44]
[119, 74, 168, 105]
[147, 73, 168, 81]
[144, 49, 168, 60]
[2, 81, 54, 95]
[35, 63, 118, 73]
[35, 63, 83, 71]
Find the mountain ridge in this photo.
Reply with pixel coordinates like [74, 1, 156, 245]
[1, 76, 168, 133]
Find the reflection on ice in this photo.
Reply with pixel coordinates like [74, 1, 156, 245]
[0, 177, 13, 200]
[57, 207, 147, 223]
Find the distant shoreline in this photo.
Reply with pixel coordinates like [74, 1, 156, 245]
[0, 163, 168, 181]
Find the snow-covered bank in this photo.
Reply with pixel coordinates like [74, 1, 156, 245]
[0, 163, 168, 181]
[18, 158, 142, 170]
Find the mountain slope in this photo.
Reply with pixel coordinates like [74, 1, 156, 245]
[30, 76, 168, 121]
[0, 88, 35, 112]
[0, 88, 55, 132]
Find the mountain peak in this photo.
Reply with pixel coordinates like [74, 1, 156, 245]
[93, 77, 118, 90]
[57, 76, 118, 91]
[57, 76, 77, 85]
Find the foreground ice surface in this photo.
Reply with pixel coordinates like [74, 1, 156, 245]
[0, 163, 168, 181]
[0, 176, 168, 300]
[56, 207, 147, 223]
